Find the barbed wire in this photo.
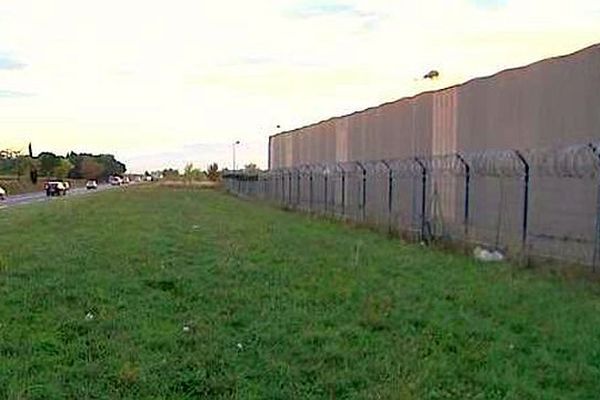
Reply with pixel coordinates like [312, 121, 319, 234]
[464, 150, 526, 177]
[247, 143, 600, 179]
[422, 154, 466, 176]
[525, 144, 598, 178]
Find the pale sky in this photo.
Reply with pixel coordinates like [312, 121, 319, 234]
[0, 0, 599, 172]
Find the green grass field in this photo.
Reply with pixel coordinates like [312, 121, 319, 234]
[1, 187, 600, 399]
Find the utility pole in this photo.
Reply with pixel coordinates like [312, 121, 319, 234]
[232, 140, 240, 170]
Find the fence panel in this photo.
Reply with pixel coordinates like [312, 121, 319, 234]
[340, 162, 364, 222]
[364, 161, 392, 230]
[388, 159, 425, 240]
[525, 145, 598, 266]
[225, 142, 600, 268]
[425, 154, 469, 242]
[298, 166, 313, 212]
[328, 164, 345, 218]
[465, 150, 527, 257]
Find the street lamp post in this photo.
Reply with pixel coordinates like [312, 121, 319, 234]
[232, 140, 240, 171]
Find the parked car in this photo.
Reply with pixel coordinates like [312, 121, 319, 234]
[86, 180, 98, 190]
[0, 185, 6, 200]
[44, 181, 67, 196]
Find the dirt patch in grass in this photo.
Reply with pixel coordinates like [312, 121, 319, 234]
[159, 180, 221, 189]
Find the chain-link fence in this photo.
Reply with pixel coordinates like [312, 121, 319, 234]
[224, 143, 600, 269]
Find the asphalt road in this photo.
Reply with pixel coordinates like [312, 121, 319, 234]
[0, 184, 116, 210]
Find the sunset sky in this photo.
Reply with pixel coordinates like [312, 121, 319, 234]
[1, 0, 599, 172]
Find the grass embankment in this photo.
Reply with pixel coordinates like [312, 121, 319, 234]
[0, 187, 599, 399]
[0, 177, 86, 195]
[0, 177, 39, 195]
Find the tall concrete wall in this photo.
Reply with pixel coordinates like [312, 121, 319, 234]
[270, 43, 600, 169]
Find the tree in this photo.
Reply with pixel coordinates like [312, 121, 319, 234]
[191, 168, 204, 181]
[96, 154, 126, 178]
[38, 152, 61, 177]
[53, 159, 73, 179]
[206, 163, 220, 182]
[243, 163, 259, 173]
[162, 168, 180, 179]
[80, 157, 105, 180]
[0, 148, 22, 176]
[67, 152, 127, 180]
[14, 156, 30, 180]
[183, 163, 194, 183]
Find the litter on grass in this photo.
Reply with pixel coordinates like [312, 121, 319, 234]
[473, 246, 505, 262]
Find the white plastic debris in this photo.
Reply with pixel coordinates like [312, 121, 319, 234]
[183, 325, 191, 332]
[236, 343, 243, 350]
[85, 312, 95, 321]
[473, 246, 505, 262]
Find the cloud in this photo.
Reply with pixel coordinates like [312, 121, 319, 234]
[469, 0, 507, 8]
[288, 1, 358, 17]
[0, 90, 32, 98]
[0, 0, 598, 171]
[286, 0, 384, 31]
[0, 54, 26, 70]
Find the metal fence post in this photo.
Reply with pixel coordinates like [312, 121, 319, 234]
[260, 175, 264, 198]
[381, 161, 393, 231]
[456, 153, 471, 239]
[514, 150, 530, 260]
[356, 162, 367, 222]
[309, 171, 313, 212]
[324, 170, 328, 214]
[282, 171, 286, 204]
[296, 169, 301, 206]
[588, 143, 600, 272]
[341, 169, 346, 217]
[271, 173, 275, 200]
[288, 171, 292, 205]
[414, 157, 427, 242]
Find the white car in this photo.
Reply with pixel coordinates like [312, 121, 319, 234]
[109, 176, 123, 186]
[0, 186, 6, 200]
[44, 181, 66, 196]
[86, 180, 98, 190]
